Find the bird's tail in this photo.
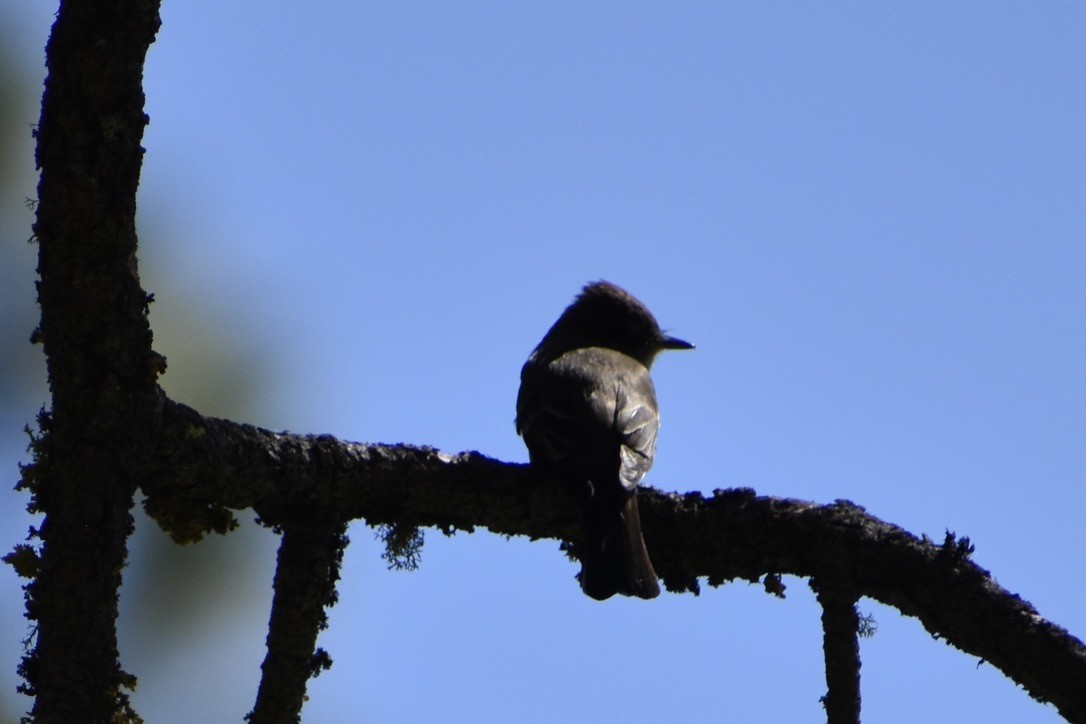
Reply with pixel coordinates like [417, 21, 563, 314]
[580, 492, 660, 601]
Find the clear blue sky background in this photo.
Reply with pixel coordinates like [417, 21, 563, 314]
[3, 3, 1085, 722]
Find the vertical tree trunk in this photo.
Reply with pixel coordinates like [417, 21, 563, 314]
[27, 1, 163, 720]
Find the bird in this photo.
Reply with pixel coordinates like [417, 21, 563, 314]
[515, 281, 692, 600]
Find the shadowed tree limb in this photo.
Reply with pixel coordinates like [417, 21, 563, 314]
[143, 398, 1086, 722]
[248, 522, 349, 724]
[24, 0, 163, 721]
[812, 578, 861, 724]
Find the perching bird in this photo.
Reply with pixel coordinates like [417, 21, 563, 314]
[515, 281, 692, 600]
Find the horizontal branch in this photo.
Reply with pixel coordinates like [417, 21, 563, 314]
[145, 398, 1086, 722]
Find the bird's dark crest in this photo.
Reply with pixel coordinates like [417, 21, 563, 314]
[533, 281, 668, 366]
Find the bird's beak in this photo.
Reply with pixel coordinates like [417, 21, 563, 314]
[660, 335, 694, 351]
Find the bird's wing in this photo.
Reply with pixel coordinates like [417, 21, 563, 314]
[611, 378, 659, 491]
[516, 360, 585, 466]
[516, 393, 578, 465]
[568, 349, 658, 490]
[518, 347, 660, 490]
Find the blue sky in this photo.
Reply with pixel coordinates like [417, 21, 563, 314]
[3, 3, 1085, 722]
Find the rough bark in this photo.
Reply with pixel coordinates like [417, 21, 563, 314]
[143, 399, 1086, 723]
[248, 523, 348, 724]
[813, 579, 861, 724]
[24, 0, 163, 721]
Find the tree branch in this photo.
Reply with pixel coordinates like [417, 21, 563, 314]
[812, 578, 861, 724]
[25, 0, 163, 721]
[248, 522, 348, 724]
[144, 398, 1086, 722]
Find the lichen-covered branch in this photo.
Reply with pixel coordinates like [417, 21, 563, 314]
[146, 398, 575, 544]
[26, 0, 163, 721]
[248, 522, 349, 724]
[145, 398, 1086, 722]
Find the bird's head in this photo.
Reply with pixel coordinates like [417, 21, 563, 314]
[532, 281, 692, 367]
